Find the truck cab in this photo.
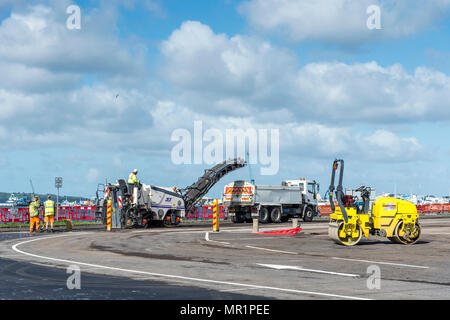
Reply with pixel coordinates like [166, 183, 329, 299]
[282, 179, 320, 203]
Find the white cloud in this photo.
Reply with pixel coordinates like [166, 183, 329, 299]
[239, 0, 450, 45]
[160, 21, 298, 113]
[0, 4, 147, 77]
[281, 123, 425, 162]
[362, 130, 424, 161]
[160, 22, 450, 125]
[0, 4, 157, 152]
[0, 7, 434, 175]
[294, 62, 450, 123]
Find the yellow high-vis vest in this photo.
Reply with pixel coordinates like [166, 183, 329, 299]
[128, 173, 137, 184]
[44, 200, 55, 216]
[29, 200, 40, 217]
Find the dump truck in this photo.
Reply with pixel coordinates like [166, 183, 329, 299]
[95, 158, 246, 228]
[222, 179, 320, 223]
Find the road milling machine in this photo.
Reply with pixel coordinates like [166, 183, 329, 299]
[328, 159, 421, 246]
[95, 158, 246, 228]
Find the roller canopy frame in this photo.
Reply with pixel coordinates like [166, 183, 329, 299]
[329, 159, 349, 223]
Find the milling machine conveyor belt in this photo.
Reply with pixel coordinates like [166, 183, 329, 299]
[182, 158, 246, 213]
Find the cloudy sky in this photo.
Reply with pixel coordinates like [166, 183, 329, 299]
[1, 0, 450, 199]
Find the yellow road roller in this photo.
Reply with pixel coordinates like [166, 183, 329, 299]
[328, 159, 421, 246]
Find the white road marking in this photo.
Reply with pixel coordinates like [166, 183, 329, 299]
[245, 245, 297, 255]
[222, 236, 289, 240]
[0, 254, 29, 258]
[258, 264, 360, 278]
[11, 234, 370, 300]
[132, 229, 209, 234]
[219, 287, 262, 293]
[204, 232, 230, 245]
[423, 232, 450, 235]
[332, 257, 429, 269]
[419, 219, 450, 224]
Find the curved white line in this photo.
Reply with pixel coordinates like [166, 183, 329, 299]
[11, 233, 370, 300]
[204, 232, 230, 245]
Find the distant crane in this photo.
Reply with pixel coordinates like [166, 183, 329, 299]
[246, 152, 255, 184]
[29, 179, 35, 196]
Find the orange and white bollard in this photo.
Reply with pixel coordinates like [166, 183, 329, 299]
[107, 199, 112, 231]
[212, 199, 220, 232]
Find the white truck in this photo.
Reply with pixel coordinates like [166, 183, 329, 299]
[222, 179, 320, 223]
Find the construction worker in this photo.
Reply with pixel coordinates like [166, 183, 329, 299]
[128, 169, 139, 194]
[128, 169, 138, 184]
[29, 195, 41, 233]
[44, 195, 56, 232]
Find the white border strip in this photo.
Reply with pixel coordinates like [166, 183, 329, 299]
[257, 264, 360, 278]
[332, 257, 429, 269]
[245, 245, 298, 255]
[11, 234, 370, 300]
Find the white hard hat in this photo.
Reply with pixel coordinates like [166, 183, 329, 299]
[133, 169, 138, 174]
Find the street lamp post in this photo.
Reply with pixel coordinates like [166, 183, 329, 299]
[55, 177, 63, 220]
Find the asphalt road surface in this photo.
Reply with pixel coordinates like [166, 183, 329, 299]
[1, 216, 449, 300]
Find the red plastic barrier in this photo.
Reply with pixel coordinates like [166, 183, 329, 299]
[18, 208, 29, 223]
[184, 206, 227, 220]
[0, 206, 97, 223]
[416, 205, 423, 214]
[422, 204, 432, 213]
[318, 205, 332, 215]
[185, 209, 199, 220]
[319, 203, 450, 215]
[0, 208, 10, 223]
[431, 204, 442, 213]
[255, 227, 302, 235]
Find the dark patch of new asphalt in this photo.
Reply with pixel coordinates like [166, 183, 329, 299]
[0, 256, 267, 300]
[0, 232, 268, 300]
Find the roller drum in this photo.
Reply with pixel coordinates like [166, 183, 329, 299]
[328, 221, 362, 246]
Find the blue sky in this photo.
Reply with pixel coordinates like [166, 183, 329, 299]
[1, 0, 450, 199]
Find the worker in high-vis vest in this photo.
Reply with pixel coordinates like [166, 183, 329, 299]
[128, 169, 139, 194]
[29, 195, 41, 233]
[44, 195, 56, 232]
[128, 169, 138, 184]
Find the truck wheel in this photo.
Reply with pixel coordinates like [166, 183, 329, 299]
[270, 208, 282, 223]
[259, 207, 270, 223]
[303, 208, 314, 222]
[231, 214, 244, 223]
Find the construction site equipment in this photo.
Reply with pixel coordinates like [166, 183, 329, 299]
[328, 159, 421, 246]
[223, 179, 320, 223]
[95, 158, 246, 228]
